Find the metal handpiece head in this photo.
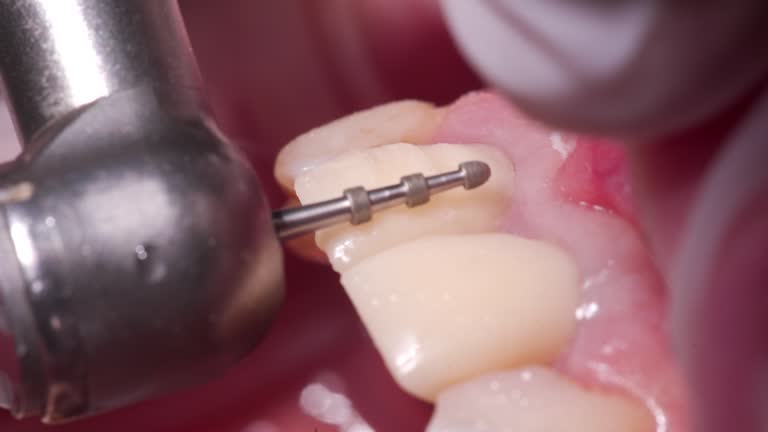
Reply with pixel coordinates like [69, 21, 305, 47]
[0, 87, 285, 424]
[0, 0, 284, 424]
[272, 161, 492, 239]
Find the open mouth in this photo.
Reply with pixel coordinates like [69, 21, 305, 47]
[0, 2, 698, 431]
[0, 90, 686, 432]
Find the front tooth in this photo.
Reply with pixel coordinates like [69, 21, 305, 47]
[293, 142, 514, 271]
[291, 142, 578, 401]
[427, 366, 655, 432]
[275, 100, 442, 190]
[342, 234, 580, 401]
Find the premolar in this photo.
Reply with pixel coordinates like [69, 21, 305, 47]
[427, 366, 654, 432]
[341, 234, 581, 401]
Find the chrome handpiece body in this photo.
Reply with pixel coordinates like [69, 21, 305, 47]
[0, 0, 284, 422]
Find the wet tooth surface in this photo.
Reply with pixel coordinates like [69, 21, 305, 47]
[341, 234, 581, 401]
[427, 366, 655, 432]
[275, 100, 441, 189]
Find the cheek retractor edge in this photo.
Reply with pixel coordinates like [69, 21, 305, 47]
[272, 161, 492, 239]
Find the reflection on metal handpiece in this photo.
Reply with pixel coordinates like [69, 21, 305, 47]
[0, 0, 284, 423]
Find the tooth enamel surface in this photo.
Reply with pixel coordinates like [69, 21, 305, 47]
[294, 142, 514, 271]
[427, 366, 655, 432]
[275, 100, 441, 189]
[341, 234, 580, 401]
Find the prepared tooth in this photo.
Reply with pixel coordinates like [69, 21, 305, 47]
[275, 100, 441, 189]
[294, 143, 514, 271]
[428, 366, 655, 432]
[341, 234, 580, 401]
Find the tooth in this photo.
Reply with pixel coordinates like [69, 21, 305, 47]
[341, 234, 581, 401]
[275, 100, 442, 190]
[293, 142, 514, 271]
[427, 366, 655, 432]
[291, 142, 576, 401]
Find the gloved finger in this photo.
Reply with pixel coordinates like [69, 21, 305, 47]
[440, 0, 768, 138]
[657, 88, 768, 432]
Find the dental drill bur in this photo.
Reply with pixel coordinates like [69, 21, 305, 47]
[272, 161, 492, 239]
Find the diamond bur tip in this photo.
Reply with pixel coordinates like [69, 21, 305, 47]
[459, 161, 492, 189]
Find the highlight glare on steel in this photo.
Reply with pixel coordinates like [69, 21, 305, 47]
[272, 161, 492, 239]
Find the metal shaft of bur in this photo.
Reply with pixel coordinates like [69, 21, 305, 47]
[272, 161, 491, 239]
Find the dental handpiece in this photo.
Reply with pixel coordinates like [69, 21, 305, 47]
[0, 0, 491, 423]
